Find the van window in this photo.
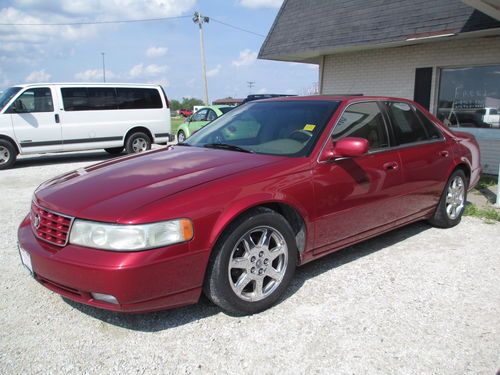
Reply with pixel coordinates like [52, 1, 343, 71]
[116, 88, 162, 109]
[10, 88, 53, 113]
[62, 88, 90, 111]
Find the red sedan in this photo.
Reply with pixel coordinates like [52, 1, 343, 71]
[17, 96, 481, 315]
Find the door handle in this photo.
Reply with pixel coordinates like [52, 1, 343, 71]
[55, 114, 60, 123]
[439, 150, 449, 157]
[383, 161, 399, 171]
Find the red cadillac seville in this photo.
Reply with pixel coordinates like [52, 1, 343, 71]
[18, 96, 481, 315]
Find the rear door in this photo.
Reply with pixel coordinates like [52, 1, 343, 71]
[9, 87, 62, 153]
[313, 101, 406, 251]
[383, 101, 453, 214]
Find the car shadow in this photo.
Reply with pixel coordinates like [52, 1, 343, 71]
[14, 151, 123, 168]
[63, 221, 431, 332]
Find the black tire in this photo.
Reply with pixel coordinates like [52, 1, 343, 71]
[125, 132, 151, 154]
[0, 139, 17, 170]
[104, 147, 124, 155]
[177, 130, 186, 143]
[204, 208, 297, 315]
[429, 169, 467, 228]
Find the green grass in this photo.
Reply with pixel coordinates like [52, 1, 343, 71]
[476, 175, 498, 190]
[464, 203, 500, 223]
[171, 117, 184, 135]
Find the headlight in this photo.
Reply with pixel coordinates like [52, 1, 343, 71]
[69, 219, 193, 251]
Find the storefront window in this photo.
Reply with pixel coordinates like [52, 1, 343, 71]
[437, 65, 500, 129]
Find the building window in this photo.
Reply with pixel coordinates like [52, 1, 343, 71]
[437, 65, 500, 129]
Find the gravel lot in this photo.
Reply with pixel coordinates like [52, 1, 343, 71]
[1, 150, 499, 375]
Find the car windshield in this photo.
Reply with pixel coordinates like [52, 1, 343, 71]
[0, 87, 22, 111]
[219, 107, 234, 114]
[185, 100, 340, 157]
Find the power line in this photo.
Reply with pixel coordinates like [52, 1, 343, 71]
[210, 17, 266, 38]
[0, 15, 190, 26]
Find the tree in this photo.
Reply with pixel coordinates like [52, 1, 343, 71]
[169, 99, 181, 111]
[181, 97, 204, 110]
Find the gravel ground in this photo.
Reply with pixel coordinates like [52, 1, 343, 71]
[1, 150, 499, 375]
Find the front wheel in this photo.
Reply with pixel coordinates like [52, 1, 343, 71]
[0, 140, 17, 170]
[429, 169, 467, 228]
[204, 208, 297, 315]
[125, 132, 151, 154]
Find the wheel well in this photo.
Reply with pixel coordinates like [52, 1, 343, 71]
[125, 127, 153, 143]
[229, 203, 307, 253]
[454, 163, 471, 185]
[0, 135, 19, 154]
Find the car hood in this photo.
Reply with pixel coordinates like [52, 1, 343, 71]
[34, 146, 280, 222]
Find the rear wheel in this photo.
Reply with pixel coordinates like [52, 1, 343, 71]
[429, 169, 467, 228]
[0, 140, 17, 170]
[125, 132, 151, 154]
[104, 147, 124, 155]
[204, 208, 297, 315]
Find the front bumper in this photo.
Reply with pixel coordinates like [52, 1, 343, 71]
[18, 215, 209, 313]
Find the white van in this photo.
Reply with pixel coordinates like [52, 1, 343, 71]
[0, 83, 172, 169]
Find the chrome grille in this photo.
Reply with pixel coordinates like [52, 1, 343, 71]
[31, 203, 74, 246]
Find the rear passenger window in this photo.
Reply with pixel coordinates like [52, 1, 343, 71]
[386, 102, 427, 145]
[333, 102, 389, 150]
[62, 88, 90, 111]
[116, 88, 162, 109]
[87, 88, 117, 110]
[416, 109, 443, 140]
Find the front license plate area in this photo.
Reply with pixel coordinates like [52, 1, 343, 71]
[18, 244, 33, 276]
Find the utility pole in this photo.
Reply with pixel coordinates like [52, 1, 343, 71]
[247, 81, 255, 94]
[193, 12, 209, 105]
[101, 52, 106, 83]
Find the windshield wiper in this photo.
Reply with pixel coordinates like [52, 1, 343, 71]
[203, 143, 254, 153]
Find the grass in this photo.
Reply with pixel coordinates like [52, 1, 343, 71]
[171, 117, 185, 135]
[464, 203, 500, 223]
[476, 175, 498, 190]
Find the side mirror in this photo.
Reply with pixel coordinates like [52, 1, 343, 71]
[319, 137, 368, 162]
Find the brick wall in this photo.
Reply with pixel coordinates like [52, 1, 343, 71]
[320, 36, 500, 174]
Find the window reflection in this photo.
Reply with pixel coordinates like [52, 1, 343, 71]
[437, 65, 500, 129]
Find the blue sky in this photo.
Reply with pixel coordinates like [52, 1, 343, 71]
[0, 0, 318, 102]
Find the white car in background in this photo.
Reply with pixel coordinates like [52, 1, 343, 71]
[0, 83, 172, 169]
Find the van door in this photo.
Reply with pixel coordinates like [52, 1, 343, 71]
[8, 87, 62, 153]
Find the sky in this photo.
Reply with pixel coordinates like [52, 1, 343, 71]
[0, 0, 319, 102]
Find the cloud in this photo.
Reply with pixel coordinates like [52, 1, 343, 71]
[74, 69, 116, 81]
[239, 0, 283, 9]
[25, 69, 51, 82]
[257, 88, 267, 94]
[146, 46, 168, 58]
[129, 63, 168, 78]
[232, 49, 257, 67]
[206, 64, 221, 77]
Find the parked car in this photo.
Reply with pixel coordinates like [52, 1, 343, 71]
[0, 83, 172, 170]
[178, 108, 193, 117]
[18, 96, 481, 315]
[176, 105, 234, 142]
[478, 107, 500, 128]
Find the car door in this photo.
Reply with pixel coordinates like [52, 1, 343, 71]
[8, 87, 62, 153]
[383, 101, 453, 214]
[313, 101, 406, 253]
[188, 108, 209, 133]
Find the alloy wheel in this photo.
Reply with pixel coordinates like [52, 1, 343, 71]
[445, 175, 465, 220]
[0, 145, 10, 165]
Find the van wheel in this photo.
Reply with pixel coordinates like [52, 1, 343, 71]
[125, 132, 151, 154]
[104, 147, 124, 155]
[0, 140, 17, 170]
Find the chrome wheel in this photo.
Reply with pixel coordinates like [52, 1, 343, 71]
[132, 137, 148, 152]
[445, 175, 465, 220]
[0, 145, 9, 165]
[228, 226, 288, 302]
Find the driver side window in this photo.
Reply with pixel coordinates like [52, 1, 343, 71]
[333, 102, 389, 150]
[10, 88, 54, 113]
[192, 109, 208, 122]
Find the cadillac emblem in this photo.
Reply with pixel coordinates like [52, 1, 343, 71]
[33, 214, 41, 229]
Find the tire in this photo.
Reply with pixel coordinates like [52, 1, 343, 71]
[204, 208, 297, 315]
[429, 169, 467, 228]
[104, 147, 124, 155]
[125, 132, 151, 154]
[0, 139, 17, 170]
[177, 130, 186, 143]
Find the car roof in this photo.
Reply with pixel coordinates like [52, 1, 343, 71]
[10, 82, 163, 89]
[250, 95, 416, 104]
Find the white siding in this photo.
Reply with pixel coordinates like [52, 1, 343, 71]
[320, 36, 500, 174]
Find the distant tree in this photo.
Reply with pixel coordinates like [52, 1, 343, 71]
[169, 99, 181, 111]
[181, 97, 204, 110]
